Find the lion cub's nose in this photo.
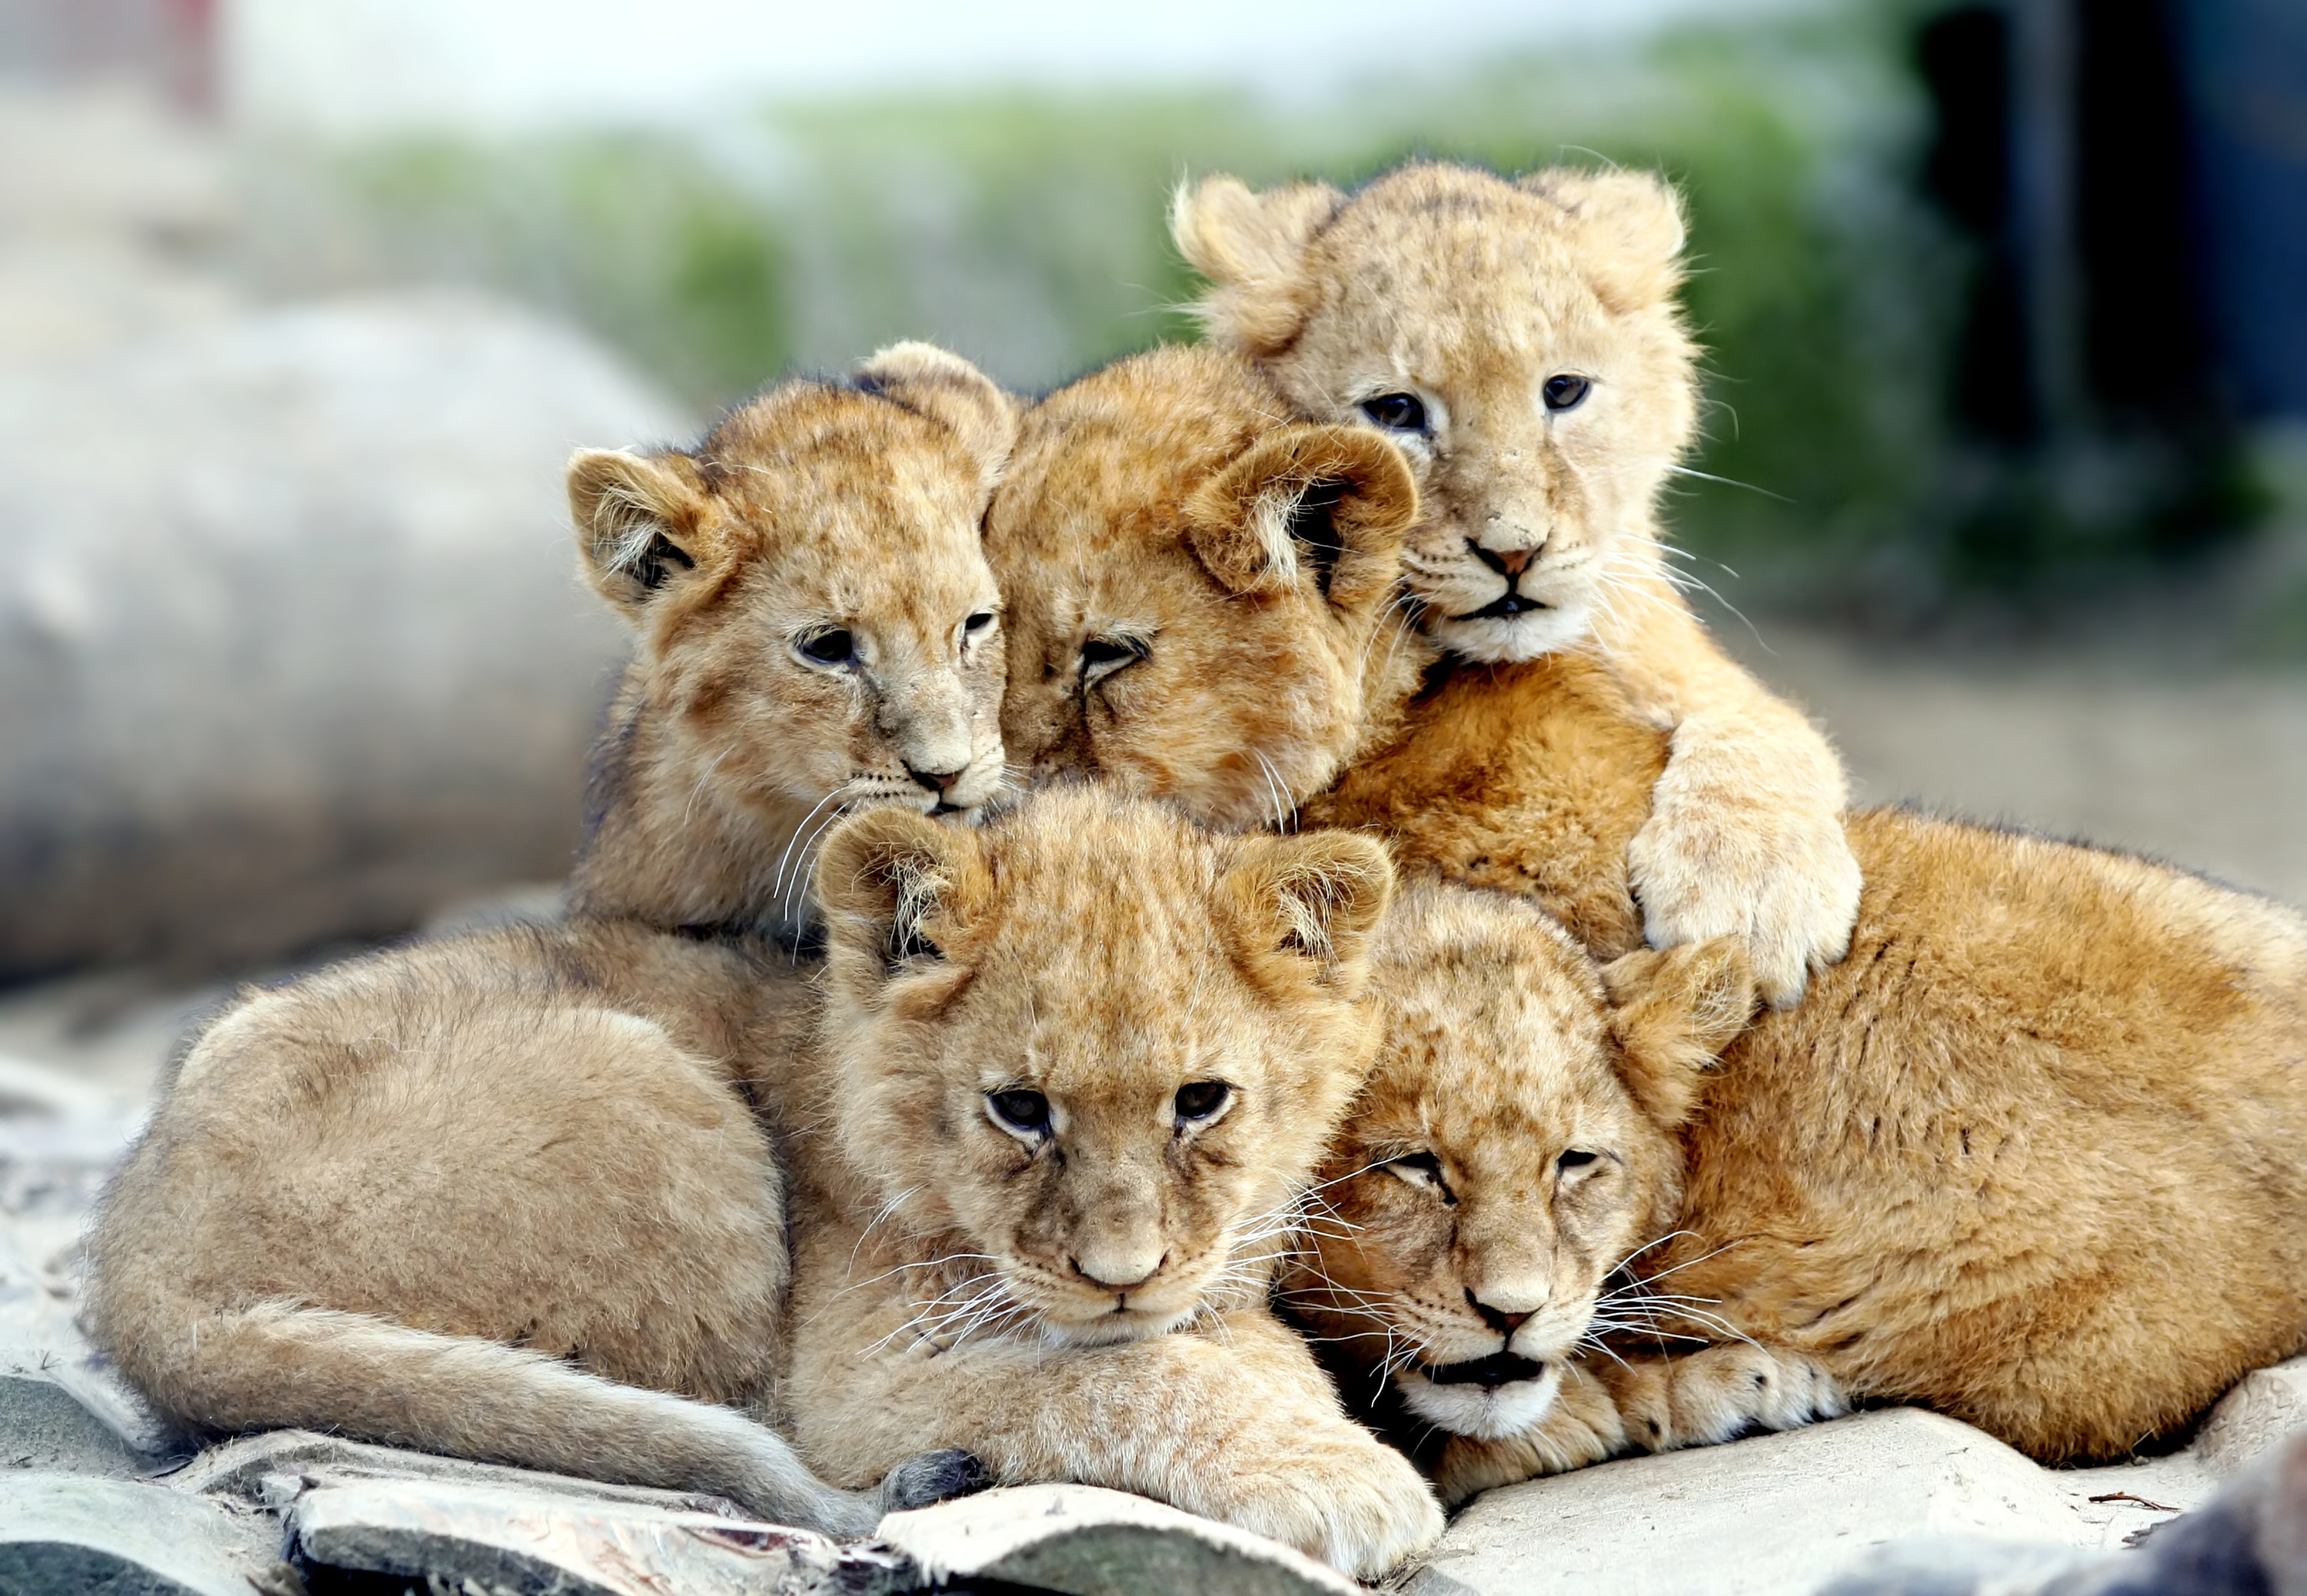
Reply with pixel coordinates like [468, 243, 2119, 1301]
[905, 762, 965, 793]
[1466, 1287, 1536, 1335]
[1072, 1251, 1164, 1293]
[1467, 540, 1536, 579]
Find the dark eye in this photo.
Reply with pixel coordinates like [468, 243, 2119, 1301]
[964, 610, 996, 633]
[1080, 634, 1147, 684]
[987, 1089, 1051, 1136]
[1360, 393, 1427, 432]
[1174, 1081, 1230, 1122]
[796, 628, 855, 666]
[1386, 1151, 1454, 1202]
[1543, 374, 1592, 412]
[1557, 1149, 1599, 1172]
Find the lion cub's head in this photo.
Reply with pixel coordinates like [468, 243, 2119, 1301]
[1175, 161, 1698, 664]
[1288, 885, 1751, 1439]
[568, 343, 1015, 846]
[988, 344, 1426, 827]
[814, 786, 1393, 1345]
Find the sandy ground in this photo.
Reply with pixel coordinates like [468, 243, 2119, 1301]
[1733, 624, 2307, 913]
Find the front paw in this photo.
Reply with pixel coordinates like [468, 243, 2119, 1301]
[1613, 1345, 1845, 1451]
[1205, 1426, 1443, 1580]
[1629, 764, 1860, 1009]
[1433, 1364, 1627, 1505]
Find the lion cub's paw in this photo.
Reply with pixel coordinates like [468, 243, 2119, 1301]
[1217, 1425, 1443, 1579]
[1433, 1370, 1627, 1505]
[1629, 723, 1861, 1009]
[1616, 1345, 1846, 1452]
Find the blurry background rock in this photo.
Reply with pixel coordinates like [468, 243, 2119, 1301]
[0, 0, 2304, 983]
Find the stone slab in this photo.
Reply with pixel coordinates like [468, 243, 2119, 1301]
[1412, 1408, 2109, 1596]
[175, 1426, 747, 1519]
[879, 1481, 1361, 1596]
[288, 1475, 910, 1596]
[0, 1471, 281, 1596]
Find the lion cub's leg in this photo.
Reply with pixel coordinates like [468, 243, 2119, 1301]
[790, 1268, 1443, 1580]
[1598, 549, 1861, 1007]
[1433, 1347, 1845, 1506]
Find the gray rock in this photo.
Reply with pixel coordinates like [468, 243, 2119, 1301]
[0, 291, 687, 978]
[1819, 1428, 2307, 1596]
[0, 1374, 148, 1477]
[0, 1471, 282, 1596]
[287, 1475, 910, 1596]
[1, 1202, 184, 1468]
[175, 1427, 746, 1519]
[1414, 1408, 2107, 1596]
[878, 1482, 1361, 1596]
[2195, 1357, 2307, 1478]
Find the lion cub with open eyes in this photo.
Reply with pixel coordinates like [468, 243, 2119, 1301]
[85, 344, 1016, 1534]
[773, 787, 1443, 1579]
[1173, 161, 1859, 1006]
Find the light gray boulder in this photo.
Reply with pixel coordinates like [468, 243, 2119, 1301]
[878, 1482, 1362, 1596]
[0, 1473, 283, 1596]
[0, 290, 687, 979]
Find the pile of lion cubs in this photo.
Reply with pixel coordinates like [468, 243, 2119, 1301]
[80, 163, 2307, 1581]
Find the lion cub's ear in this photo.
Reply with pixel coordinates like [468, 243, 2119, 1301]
[854, 341, 1019, 494]
[1221, 831, 1396, 999]
[816, 806, 988, 983]
[1518, 168, 1687, 314]
[568, 448, 714, 618]
[1600, 938, 1756, 1129]
[1171, 174, 1343, 355]
[1183, 425, 1418, 613]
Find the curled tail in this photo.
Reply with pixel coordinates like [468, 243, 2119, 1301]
[118, 1297, 913, 1537]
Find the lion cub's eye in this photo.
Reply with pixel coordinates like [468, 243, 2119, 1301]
[1080, 635, 1147, 687]
[1173, 1080, 1230, 1123]
[1360, 393, 1428, 433]
[1557, 1149, 1600, 1173]
[1542, 374, 1592, 412]
[964, 610, 997, 634]
[987, 1089, 1052, 1137]
[1386, 1152, 1456, 1203]
[794, 627, 857, 667]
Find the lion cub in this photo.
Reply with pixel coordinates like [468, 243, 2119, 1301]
[772, 787, 1444, 1578]
[84, 345, 1015, 1534]
[1173, 161, 1860, 1005]
[1300, 867, 2307, 1496]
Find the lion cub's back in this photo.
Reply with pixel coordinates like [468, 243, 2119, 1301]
[1676, 807, 2307, 1458]
[1303, 650, 1666, 958]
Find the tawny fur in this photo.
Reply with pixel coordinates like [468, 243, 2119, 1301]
[82, 343, 1018, 1533]
[763, 788, 1443, 1578]
[990, 341, 2307, 1471]
[1173, 161, 1859, 1003]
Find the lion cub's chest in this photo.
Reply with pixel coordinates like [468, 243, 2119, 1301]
[1303, 653, 1666, 959]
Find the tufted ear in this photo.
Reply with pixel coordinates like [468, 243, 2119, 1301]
[1600, 938, 1755, 1129]
[1519, 168, 1687, 314]
[854, 341, 1019, 494]
[1182, 424, 1418, 613]
[815, 806, 987, 984]
[1172, 174, 1343, 356]
[568, 448, 714, 619]
[1223, 830, 1396, 998]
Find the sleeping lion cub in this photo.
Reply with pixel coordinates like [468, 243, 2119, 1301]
[992, 344, 2307, 1471]
[1302, 870, 2307, 1499]
[1173, 161, 1859, 1005]
[85, 345, 1017, 1534]
[771, 788, 1443, 1578]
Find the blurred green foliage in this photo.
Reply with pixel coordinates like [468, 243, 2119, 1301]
[248, 6, 1967, 593]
